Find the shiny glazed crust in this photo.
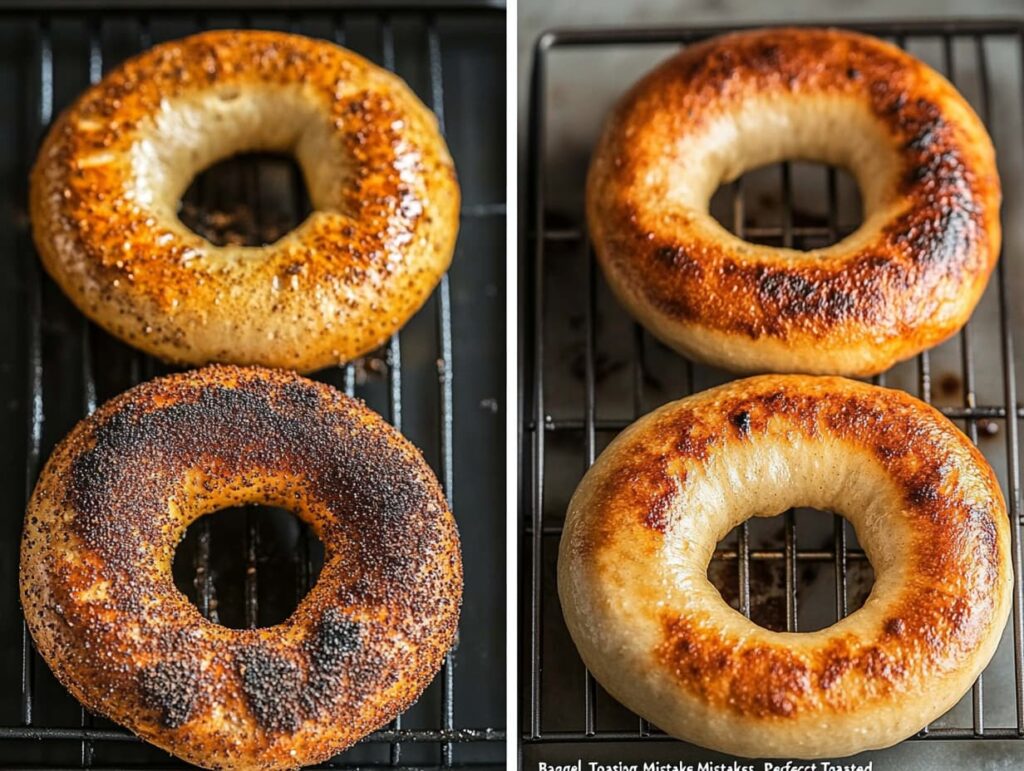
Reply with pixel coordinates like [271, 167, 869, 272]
[587, 28, 1001, 376]
[30, 30, 459, 373]
[21, 366, 462, 770]
[559, 375, 1012, 758]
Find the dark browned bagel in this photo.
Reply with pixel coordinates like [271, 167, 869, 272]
[30, 30, 459, 372]
[560, 375, 1011, 757]
[587, 27, 1001, 376]
[20, 365, 462, 770]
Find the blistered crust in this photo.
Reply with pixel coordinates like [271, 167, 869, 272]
[587, 28, 1001, 376]
[30, 30, 460, 372]
[21, 365, 462, 770]
[559, 375, 1012, 758]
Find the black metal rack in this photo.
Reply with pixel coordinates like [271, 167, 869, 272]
[523, 18, 1024, 767]
[3, 3, 505, 769]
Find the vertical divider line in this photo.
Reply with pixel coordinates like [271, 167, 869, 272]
[426, 16, 458, 766]
[21, 15, 52, 731]
[528, 32, 549, 741]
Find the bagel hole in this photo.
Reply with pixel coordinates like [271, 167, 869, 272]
[179, 153, 313, 247]
[709, 508, 875, 633]
[172, 504, 324, 629]
[708, 162, 863, 250]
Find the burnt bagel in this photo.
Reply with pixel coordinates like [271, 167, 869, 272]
[21, 365, 462, 770]
[587, 28, 1001, 376]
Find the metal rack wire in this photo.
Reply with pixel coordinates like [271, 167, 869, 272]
[5, 3, 504, 769]
[523, 18, 1024, 761]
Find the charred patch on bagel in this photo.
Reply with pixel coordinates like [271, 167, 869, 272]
[627, 232, 906, 344]
[138, 660, 202, 729]
[307, 608, 362, 670]
[728, 409, 751, 437]
[884, 617, 906, 637]
[753, 269, 862, 334]
[588, 28, 999, 374]
[236, 645, 304, 733]
[26, 365, 461, 765]
[64, 368, 440, 567]
[234, 612, 375, 733]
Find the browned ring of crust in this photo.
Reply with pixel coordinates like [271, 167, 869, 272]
[559, 375, 1012, 758]
[30, 30, 459, 373]
[587, 28, 1001, 376]
[20, 366, 462, 770]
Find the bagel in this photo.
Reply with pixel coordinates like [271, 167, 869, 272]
[587, 28, 1001, 376]
[20, 365, 461, 770]
[30, 30, 459, 373]
[558, 375, 1011, 758]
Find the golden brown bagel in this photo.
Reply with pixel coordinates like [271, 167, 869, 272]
[559, 375, 1011, 758]
[21, 365, 461, 770]
[587, 28, 1001, 376]
[30, 30, 459, 372]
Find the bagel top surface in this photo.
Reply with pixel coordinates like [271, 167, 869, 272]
[31, 30, 459, 372]
[586, 27, 1001, 376]
[20, 365, 461, 770]
[558, 375, 1012, 757]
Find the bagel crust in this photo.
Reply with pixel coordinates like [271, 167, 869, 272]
[559, 375, 1012, 758]
[31, 30, 459, 372]
[21, 366, 462, 770]
[587, 28, 1001, 376]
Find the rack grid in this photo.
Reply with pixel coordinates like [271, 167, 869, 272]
[523, 18, 1024, 763]
[3, 3, 505, 768]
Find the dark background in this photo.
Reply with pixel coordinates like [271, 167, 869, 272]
[0, 2, 506, 768]
[521, 15, 1024, 771]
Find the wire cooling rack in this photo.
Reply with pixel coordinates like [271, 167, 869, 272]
[1, 3, 505, 768]
[523, 18, 1024, 768]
